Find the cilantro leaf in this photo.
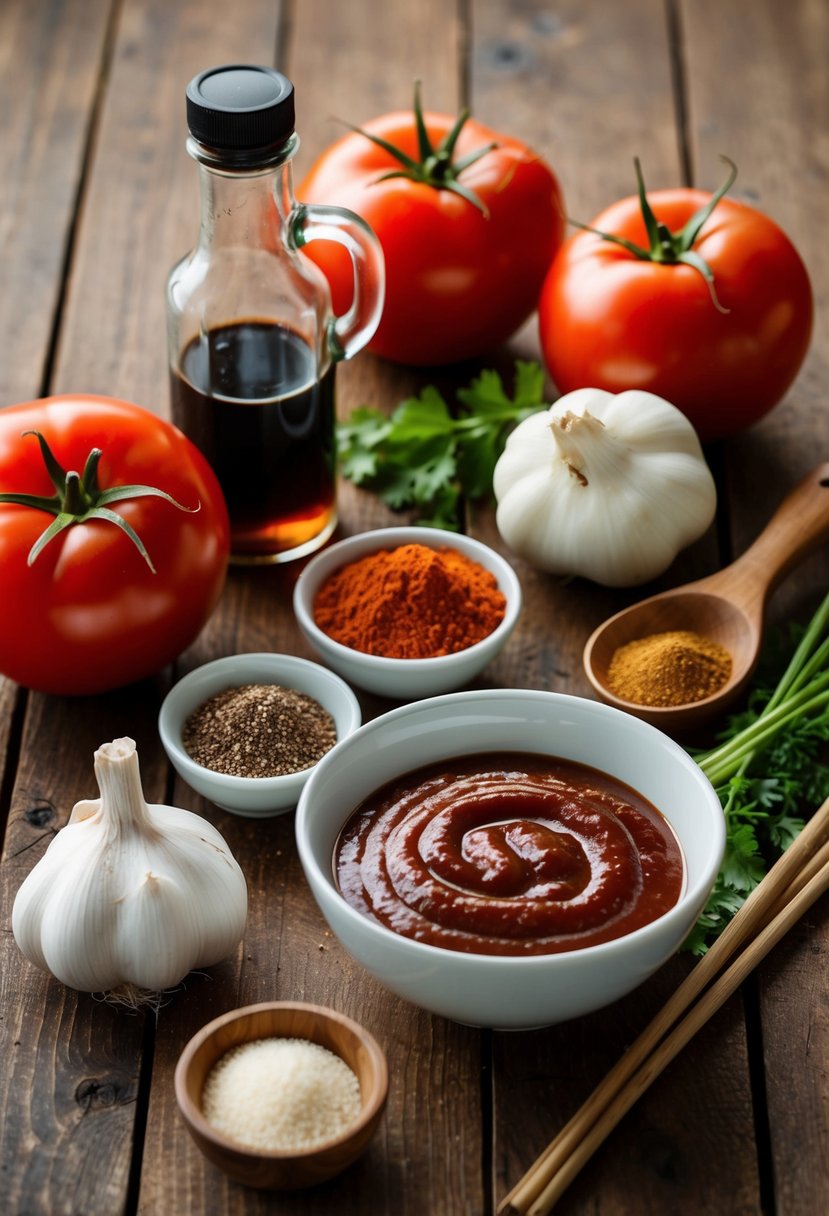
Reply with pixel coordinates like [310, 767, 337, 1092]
[456, 428, 500, 499]
[337, 406, 392, 453]
[340, 446, 380, 484]
[410, 440, 457, 503]
[336, 362, 547, 528]
[456, 368, 514, 414]
[720, 825, 766, 892]
[384, 387, 456, 445]
[337, 408, 394, 484]
[513, 360, 547, 408]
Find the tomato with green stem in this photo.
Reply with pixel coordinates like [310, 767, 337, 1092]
[538, 158, 813, 441]
[0, 395, 230, 695]
[299, 85, 565, 366]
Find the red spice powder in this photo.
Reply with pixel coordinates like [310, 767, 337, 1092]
[312, 542, 507, 658]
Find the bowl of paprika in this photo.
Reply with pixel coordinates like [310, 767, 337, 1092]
[292, 527, 522, 699]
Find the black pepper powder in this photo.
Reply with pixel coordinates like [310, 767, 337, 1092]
[182, 683, 337, 778]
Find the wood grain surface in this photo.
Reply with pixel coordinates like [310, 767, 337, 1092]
[0, 1, 826, 1214]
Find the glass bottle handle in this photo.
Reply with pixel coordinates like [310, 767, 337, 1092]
[290, 202, 385, 362]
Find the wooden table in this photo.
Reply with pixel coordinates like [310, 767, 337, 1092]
[1, 1, 827, 1213]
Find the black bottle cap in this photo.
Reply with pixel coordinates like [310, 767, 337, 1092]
[185, 65, 295, 157]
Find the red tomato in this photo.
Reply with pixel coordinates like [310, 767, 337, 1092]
[539, 188, 813, 441]
[0, 395, 230, 695]
[299, 105, 565, 366]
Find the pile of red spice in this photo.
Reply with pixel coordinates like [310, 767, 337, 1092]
[312, 542, 506, 658]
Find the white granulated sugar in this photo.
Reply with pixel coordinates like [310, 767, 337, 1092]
[202, 1036, 362, 1151]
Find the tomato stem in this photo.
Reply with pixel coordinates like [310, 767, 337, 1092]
[570, 155, 738, 313]
[0, 431, 198, 570]
[346, 81, 497, 215]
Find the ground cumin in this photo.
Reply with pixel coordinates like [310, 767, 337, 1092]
[313, 542, 506, 658]
[607, 629, 732, 707]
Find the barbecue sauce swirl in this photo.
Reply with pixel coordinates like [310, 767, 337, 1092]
[335, 754, 684, 955]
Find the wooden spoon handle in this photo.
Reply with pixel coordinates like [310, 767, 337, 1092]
[710, 461, 829, 616]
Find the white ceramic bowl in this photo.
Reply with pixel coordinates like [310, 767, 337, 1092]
[295, 689, 725, 1029]
[292, 526, 521, 699]
[159, 653, 361, 818]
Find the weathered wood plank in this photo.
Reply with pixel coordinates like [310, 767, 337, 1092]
[0, 686, 168, 1215]
[0, 2, 287, 1214]
[0, 682, 23, 844]
[469, 0, 724, 700]
[682, 3, 829, 1214]
[49, 0, 285, 411]
[126, 1, 483, 1213]
[0, 0, 113, 813]
[470, 1, 762, 1210]
[0, 0, 112, 408]
[493, 964, 761, 1216]
[0, 5, 158, 1209]
[682, 0, 829, 522]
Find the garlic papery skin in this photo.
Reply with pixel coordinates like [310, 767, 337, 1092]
[12, 737, 247, 1000]
[492, 387, 717, 587]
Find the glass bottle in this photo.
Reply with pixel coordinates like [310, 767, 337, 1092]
[167, 65, 384, 563]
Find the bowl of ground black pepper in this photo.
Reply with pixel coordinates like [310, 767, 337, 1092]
[293, 527, 522, 699]
[159, 654, 361, 816]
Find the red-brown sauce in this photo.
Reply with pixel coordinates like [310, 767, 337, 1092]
[335, 753, 684, 956]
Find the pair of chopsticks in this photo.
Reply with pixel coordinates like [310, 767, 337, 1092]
[498, 796, 829, 1216]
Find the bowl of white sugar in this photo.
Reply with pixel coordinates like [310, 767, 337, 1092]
[174, 1000, 388, 1189]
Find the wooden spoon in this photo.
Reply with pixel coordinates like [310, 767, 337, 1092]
[583, 461, 829, 733]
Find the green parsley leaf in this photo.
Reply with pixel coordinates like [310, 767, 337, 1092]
[336, 361, 547, 528]
[513, 360, 547, 408]
[720, 825, 766, 892]
[340, 446, 380, 484]
[384, 387, 456, 445]
[456, 428, 500, 500]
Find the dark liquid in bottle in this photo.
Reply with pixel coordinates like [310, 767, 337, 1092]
[170, 320, 336, 562]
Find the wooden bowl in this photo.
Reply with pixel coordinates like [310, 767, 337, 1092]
[174, 1001, 388, 1189]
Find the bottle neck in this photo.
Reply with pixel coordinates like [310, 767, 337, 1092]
[188, 134, 299, 253]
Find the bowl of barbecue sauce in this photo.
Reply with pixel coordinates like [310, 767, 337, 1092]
[295, 689, 724, 1030]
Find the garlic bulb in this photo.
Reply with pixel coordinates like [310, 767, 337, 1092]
[493, 387, 716, 586]
[12, 737, 247, 1002]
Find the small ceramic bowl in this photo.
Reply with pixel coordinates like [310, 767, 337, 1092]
[175, 1001, 388, 1190]
[292, 526, 522, 699]
[158, 653, 361, 817]
[295, 688, 725, 1030]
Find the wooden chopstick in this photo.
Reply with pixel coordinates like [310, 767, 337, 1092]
[526, 846, 829, 1214]
[499, 796, 829, 1216]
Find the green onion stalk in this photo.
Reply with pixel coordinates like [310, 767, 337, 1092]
[686, 589, 829, 953]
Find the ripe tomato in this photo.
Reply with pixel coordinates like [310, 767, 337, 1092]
[538, 165, 813, 441]
[299, 93, 565, 366]
[0, 395, 230, 695]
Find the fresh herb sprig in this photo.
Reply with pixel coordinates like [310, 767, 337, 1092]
[336, 361, 546, 528]
[686, 589, 829, 954]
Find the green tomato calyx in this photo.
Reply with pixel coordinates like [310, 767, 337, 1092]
[0, 430, 197, 571]
[350, 81, 497, 214]
[570, 155, 738, 314]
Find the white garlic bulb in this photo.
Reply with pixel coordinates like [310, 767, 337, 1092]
[12, 737, 247, 1002]
[493, 387, 717, 587]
